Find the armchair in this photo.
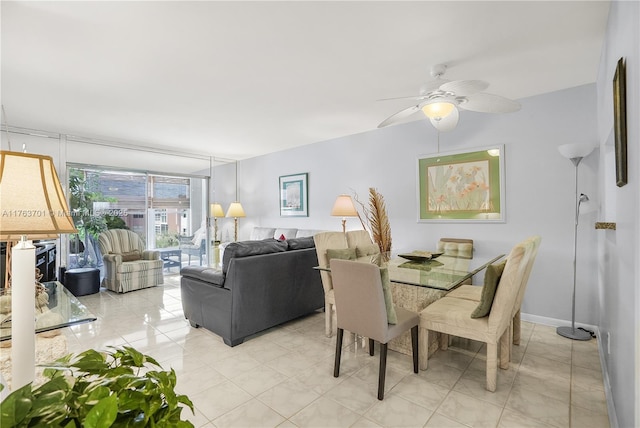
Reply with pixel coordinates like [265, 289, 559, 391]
[178, 235, 207, 266]
[97, 229, 164, 293]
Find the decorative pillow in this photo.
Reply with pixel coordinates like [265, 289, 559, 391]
[379, 267, 397, 324]
[471, 260, 507, 318]
[326, 248, 357, 261]
[356, 244, 380, 258]
[279, 234, 286, 241]
[111, 250, 141, 262]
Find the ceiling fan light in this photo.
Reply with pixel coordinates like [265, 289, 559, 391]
[421, 102, 455, 120]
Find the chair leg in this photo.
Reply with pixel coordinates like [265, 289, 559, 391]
[419, 327, 429, 370]
[486, 342, 498, 392]
[378, 342, 387, 400]
[411, 325, 418, 373]
[334, 328, 344, 378]
[369, 338, 375, 356]
[439, 333, 449, 350]
[513, 309, 521, 345]
[499, 330, 510, 370]
[325, 301, 333, 337]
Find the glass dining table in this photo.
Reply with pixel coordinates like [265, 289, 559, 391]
[317, 252, 505, 356]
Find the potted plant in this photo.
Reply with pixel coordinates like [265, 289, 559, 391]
[0, 346, 194, 427]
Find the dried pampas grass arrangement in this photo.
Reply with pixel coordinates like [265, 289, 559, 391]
[353, 188, 392, 254]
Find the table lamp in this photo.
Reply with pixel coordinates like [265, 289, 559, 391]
[0, 151, 77, 388]
[331, 195, 358, 233]
[210, 203, 224, 242]
[225, 202, 245, 242]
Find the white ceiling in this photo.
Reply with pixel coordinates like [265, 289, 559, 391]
[1, 1, 610, 161]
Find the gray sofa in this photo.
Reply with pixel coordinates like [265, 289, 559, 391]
[180, 237, 324, 346]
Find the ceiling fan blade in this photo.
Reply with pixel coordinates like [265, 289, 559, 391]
[377, 95, 429, 102]
[459, 93, 521, 113]
[377, 79, 450, 102]
[439, 80, 489, 96]
[430, 107, 459, 132]
[377, 105, 421, 128]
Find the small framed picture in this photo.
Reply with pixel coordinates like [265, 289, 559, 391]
[279, 173, 308, 217]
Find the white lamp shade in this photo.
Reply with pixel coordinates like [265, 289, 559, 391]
[421, 101, 456, 119]
[0, 151, 77, 239]
[557, 143, 595, 160]
[331, 195, 357, 217]
[210, 203, 224, 218]
[226, 201, 246, 218]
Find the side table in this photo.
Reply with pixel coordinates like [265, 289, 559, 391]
[64, 268, 100, 296]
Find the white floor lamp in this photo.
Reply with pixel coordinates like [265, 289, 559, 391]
[0, 151, 77, 388]
[556, 143, 594, 341]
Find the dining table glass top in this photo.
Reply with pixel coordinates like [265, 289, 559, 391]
[317, 252, 505, 291]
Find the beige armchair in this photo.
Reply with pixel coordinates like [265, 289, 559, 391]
[330, 259, 419, 400]
[98, 229, 164, 293]
[419, 237, 535, 392]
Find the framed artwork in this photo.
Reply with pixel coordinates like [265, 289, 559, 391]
[279, 173, 308, 217]
[417, 146, 505, 222]
[613, 57, 627, 187]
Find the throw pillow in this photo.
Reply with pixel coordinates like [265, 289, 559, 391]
[471, 260, 507, 318]
[380, 267, 397, 324]
[279, 234, 286, 241]
[326, 248, 357, 261]
[111, 250, 141, 262]
[356, 244, 380, 258]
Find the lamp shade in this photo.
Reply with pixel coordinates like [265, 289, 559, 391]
[226, 201, 246, 218]
[0, 151, 77, 240]
[210, 203, 224, 218]
[421, 101, 456, 119]
[557, 143, 595, 160]
[331, 195, 357, 217]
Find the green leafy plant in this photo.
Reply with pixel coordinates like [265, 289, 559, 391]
[0, 346, 194, 427]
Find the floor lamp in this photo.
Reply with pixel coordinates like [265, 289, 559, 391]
[0, 151, 77, 388]
[556, 143, 594, 341]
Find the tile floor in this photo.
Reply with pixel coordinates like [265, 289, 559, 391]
[59, 274, 610, 428]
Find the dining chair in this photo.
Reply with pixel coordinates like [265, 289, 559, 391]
[419, 238, 534, 392]
[437, 238, 474, 259]
[313, 231, 349, 337]
[447, 235, 541, 347]
[330, 259, 419, 400]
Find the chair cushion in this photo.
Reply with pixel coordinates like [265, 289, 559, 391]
[471, 260, 507, 318]
[447, 284, 482, 301]
[380, 267, 397, 324]
[119, 250, 141, 262]
[356, 244, 380, 258]
[326, 248, 357, 261]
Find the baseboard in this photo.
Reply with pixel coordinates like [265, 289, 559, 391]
[521, 313, 619, 428]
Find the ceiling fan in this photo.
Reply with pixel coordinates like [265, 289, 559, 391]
[377, 64, 521, 132]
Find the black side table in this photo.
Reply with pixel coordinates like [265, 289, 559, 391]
[64, 267, 100, 296]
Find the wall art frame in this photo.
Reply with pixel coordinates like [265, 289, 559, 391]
[417, 145, 506, 223]
[613, 57, 627, 187]
[279, 173, 308, 217]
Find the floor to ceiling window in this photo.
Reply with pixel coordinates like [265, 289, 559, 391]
[66, 165, 207, 273]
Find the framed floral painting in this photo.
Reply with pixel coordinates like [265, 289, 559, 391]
[417, 146, 505, 222]
[279, 173, 308, 217]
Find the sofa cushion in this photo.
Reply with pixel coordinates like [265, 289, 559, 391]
[181, 265, 225, 286]
[223, 239, 289, 273]
[287, 236, 315, 250]
[295, 229, 323, 238]
[250, 227, 277, 240]
[274, 228, 298, 240]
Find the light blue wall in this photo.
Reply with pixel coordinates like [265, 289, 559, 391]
[235, 83, 600, 328]
[595, 1, 640, 427]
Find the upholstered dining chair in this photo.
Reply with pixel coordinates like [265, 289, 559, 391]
[330, 259, 419, 400]
[447, 235, 541, 347]
[98, 229, 164, 293]
[313, 231, 349, 337]
[437, 238, 474, 259]
[419, 238, 534, 392]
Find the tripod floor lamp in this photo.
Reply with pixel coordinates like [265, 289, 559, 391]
[556, 143, 594, 341]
